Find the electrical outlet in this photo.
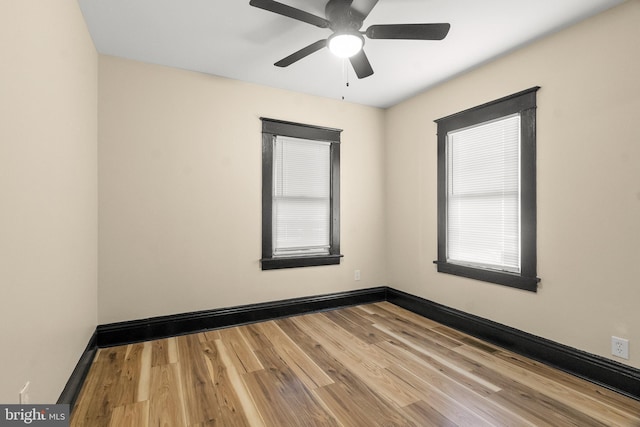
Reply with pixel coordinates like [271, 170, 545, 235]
[354, 270, 361, 281]
[19, 382, 30, 404]
[611, 336, 629, 360]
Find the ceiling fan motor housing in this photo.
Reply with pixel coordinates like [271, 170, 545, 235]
[325, 0, 364, 32]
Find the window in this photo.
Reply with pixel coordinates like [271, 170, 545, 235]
[434, 87, 540, 291]
[260, 118, 342, 270]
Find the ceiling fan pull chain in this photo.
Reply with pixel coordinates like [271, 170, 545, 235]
[345, 58, 350, 88]
[342, 58, 350, 100]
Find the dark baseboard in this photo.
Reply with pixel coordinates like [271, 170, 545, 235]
[386, 287, 640, 401]
[65, 285, 639, 407]
[96, 286, 388, 347]
[57, 332, 97, 408]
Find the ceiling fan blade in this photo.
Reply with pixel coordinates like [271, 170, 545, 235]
[350, 0, 379, 20]
[366, 23, 451, 40]
[275, 39, 327, 67]
[349, 49, 374, 79]
[250, 0, 330, 28]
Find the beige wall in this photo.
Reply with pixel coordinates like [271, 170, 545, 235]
[98, 56, 387, 324]
[0, 0, 98, 403]
[386, 0, 640, 368]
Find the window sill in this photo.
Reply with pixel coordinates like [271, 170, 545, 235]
[261, 254, 343, 270]
[434, 261, 539, 292]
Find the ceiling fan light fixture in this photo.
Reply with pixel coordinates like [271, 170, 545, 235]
[328, 31, 364, 58]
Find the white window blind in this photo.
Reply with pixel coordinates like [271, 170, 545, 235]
[446, 114, 521, 273]
[273, 136, 331, 257]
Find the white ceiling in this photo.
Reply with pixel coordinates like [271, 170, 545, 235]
[78, 0, 624, 108]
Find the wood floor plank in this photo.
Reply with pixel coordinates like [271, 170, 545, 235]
[447, 343, 611, 426]
[276, 317, 418, 426]
[301, 312, 396, 368]
[322, 308, 388, 344]
[402, 399, 459, 427]
[239, 323, 275, 351]
[149, 363, 188, 427]
[177, 333, 249, 426]
[455, 343, 634, 426]
[340, 306, 378, 328]
[293, 313, 422, 407]
[196, 329, 221, 343]
[151, 338, 170, 367]
[235, 324, 268, 352]
[313, 380, 417, 427]
[368, 301, 443, 330]
[493, 386, 610, 427]
[378, 342, 540, 427]
[217, 327, 263, 374]
[137, 342, 152, 402]
[167, 337, 179, 364]
[71, 346, 128, 427]
[244, 346, 340, 426]
[252, 321, 334, 389]
[373, 322, 502, 394]
[176, 334, 216, 425]
[386, 364, 495, 427]
[432, 325, 503, 354]
[71, 303, 640, 427]
[108, 401, 149, 427]
[493, 348, 640, 419]
[114, 344, 146, 407]
[198, 338, 252, 426]
[433, 340, 612, 426]
[371, 306, 465, 351]
[380, 339, 544, 426]
[214, 339, 265, 427]
[466, 354, 612, 427]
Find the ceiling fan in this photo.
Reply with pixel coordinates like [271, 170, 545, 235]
[249, 0, 450, 79]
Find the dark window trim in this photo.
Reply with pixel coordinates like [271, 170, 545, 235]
[434, 87, 541, 291]
[260, 118, 343, 270]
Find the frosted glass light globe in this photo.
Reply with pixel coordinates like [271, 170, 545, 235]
[328, 32, 364, 58]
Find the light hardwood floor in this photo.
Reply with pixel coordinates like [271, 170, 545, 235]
[71, 302, 640, 426]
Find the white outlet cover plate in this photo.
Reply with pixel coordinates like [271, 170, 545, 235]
[611, 336, 629, 360]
